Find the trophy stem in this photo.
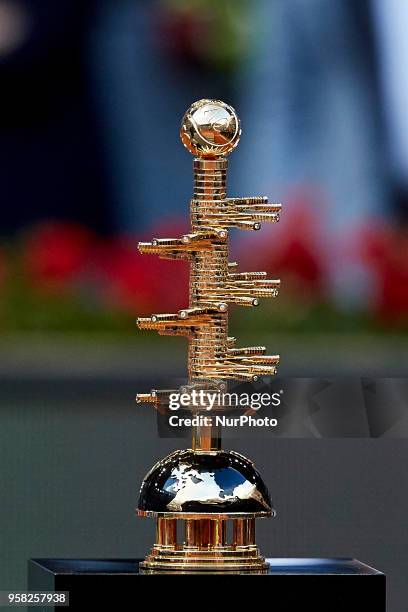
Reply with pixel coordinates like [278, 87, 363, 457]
[191, 417, 221, 451]
[188, 158, 229, 382]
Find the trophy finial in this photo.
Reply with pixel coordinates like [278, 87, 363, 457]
[180, 98, 241, 158]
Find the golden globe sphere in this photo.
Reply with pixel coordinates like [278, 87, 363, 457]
[180, 99, 241, 158]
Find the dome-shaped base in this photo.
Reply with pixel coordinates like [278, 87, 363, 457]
[137, 449, 273, 517]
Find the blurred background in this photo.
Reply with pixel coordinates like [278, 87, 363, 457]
[0, 1, 408, 610]
[0, 0, 407, 374]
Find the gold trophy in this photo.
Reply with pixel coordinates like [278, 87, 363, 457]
[136, 99, 281, 572]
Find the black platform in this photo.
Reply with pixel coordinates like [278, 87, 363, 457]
[28, 558, 385, 611]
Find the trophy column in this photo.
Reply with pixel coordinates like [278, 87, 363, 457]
[136, 99, 281, 572]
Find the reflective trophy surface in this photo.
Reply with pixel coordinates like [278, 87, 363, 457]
[136, 99, 281, 572]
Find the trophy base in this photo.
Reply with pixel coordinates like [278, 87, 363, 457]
[140, 544, 268, 573]
[139, 516, 268, 572]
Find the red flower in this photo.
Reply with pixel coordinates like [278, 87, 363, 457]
[96, 238, 154, 312]
[99, 219, 189, 315]
[360, 223, 408, 322]
[238, 196, 326, 299]
[23, 221, 96, 293]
